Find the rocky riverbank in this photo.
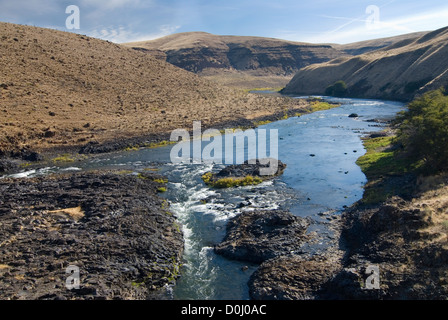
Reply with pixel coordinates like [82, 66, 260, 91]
[0, 170, 183, 300]
[227, 169, 448, 300]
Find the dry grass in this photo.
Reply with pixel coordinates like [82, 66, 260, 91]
[0, 22, 309, 155]
[409, 176, 448, 245]
[48, 206, 85, 221]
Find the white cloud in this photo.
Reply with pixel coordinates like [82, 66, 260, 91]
[80, 0, 147, 10]
[281, 7, 448, 44]
[87, 24, 181, 43]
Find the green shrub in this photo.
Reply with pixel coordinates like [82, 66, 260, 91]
[325, 80, 348, 97]
[395, 88, 448, 172]
[202, 173, 263, 188]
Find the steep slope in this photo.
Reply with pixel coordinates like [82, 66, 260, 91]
[124, 32, 347, 76]
[337, 31, 428, 55]
[0, 23, 307, 155]
[282, 26, 448, 101]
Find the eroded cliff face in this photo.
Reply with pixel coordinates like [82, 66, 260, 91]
[125, 32, 347, 76]
[282, 26, 448, 101]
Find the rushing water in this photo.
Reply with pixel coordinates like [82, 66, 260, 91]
[5, 97, 405, 300]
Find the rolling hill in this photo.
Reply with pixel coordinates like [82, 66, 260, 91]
[125, 32, 345, 76]
[124, 31, 432, 89]
[282, 26, 448, 101]
[0, 22, 307, 156]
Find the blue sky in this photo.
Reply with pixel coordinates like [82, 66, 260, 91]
[0, 0, 447, 44]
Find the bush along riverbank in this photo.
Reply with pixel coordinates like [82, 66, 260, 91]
[227, 88, 448, 300]
[0, 170, 183, 300]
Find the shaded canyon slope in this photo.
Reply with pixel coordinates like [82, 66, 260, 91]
[124, 31, 431, 89]
[124, 32, 346, 77]
[282, 26, 448, 101]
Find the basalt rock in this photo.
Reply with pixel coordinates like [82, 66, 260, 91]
[203, 159, 287, 188]
[0, 170, 183, 300]
[249, 254, 343, 300]
[214, 210, 309, 264]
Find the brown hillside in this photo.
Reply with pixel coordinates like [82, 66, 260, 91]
[0, 23, 307, 155]
[336, 31, 428, 55]
[125, 32, 346, 75]
[124, 31, 433, 89]
[282, 26, 448, 101]
[124, 32, 348, 88]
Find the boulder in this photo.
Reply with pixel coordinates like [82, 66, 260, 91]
[214, 210, 309, 264]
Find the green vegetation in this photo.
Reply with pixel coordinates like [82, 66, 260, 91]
[356, 136, 420, 179]
[253, 120, 272, 127]
[157, 187, 167, 193]
[395, 88, 448, 172]
[19, 162, 32, 168]
[325, 80, 348, 97]
[202, 172, 264, 188]
[355, 88, 448, 204]
[356, 135, 423, 204]
[310, 101, 338, 112]
[146, 140, 176, 149]
[52, 154, 75, 163]
[124, 145, 140, 152]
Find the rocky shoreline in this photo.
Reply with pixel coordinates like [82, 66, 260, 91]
[3, 101, 445, 301]
[212, 183, 448, 300]
[0, 170, 183, 300]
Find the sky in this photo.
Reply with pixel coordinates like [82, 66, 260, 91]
[0, 0, 447, 44]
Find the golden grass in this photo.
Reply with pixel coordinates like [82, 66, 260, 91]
[48, 206, 85, 221]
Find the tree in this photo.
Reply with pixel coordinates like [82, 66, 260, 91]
[395, 88, 448, 172]
[325, 80, 348, 97]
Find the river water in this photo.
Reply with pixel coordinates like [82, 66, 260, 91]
[6, 96, 405, 300]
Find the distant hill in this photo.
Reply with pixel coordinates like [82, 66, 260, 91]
[0, 23, 307, 155]
[124, 31, 432, 89]
[124, 32, 346, 76]
[282, 27, 448, 101]
[335, 31, 428, 55]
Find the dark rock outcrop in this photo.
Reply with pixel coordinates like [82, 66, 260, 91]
[214, 210, 309, 264]
[324, 196, 448, 300]
[0, 158, 19, 173]
[203, 159, 287, 188]
[249, 254, 342, 300]
[0, 171, 183, 300]
[217, 159, 286, 179]
[124, 32, 348, 76]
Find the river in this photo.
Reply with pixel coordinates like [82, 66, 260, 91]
[6, 96, 405, 300]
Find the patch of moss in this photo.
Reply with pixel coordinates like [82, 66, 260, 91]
[19, 162, 32, 168]
[52, 154, 75, 163]
[202, 173, 264, 188]
[157, 187, 167, 193]
[356, 136, 421, 179]
[356, 135, 423, 204]
[146, 140, 176, 149]
[124, 145, 140, 152]
[253, 120, 272, 127]
[310, 101, 338, 112]
[153, 178, 169, 184]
